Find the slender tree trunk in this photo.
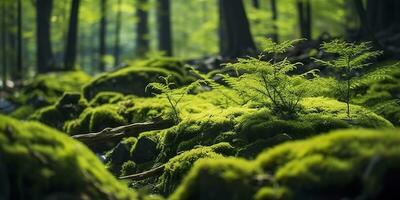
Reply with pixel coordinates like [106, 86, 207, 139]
[136, 0, 149, 57]
[64, 0, 81, 70]
[99, 0, 107, 71]
[36, 0, 54, 73]
[16, 0, 22, 81]
[113, 0, 122, 67]
[252, 0, 260, 9]
[219, 0, 256, 58]
[297, 0, 312, 40]
[1, 0, 7, 88]
[270, 0, 279, 42]
[157, 0, 172, 56]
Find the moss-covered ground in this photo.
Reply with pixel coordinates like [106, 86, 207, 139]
[1, 57, 400, 199]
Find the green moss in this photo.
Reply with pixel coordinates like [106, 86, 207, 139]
[120, 160, 137, 176]
[0, 115, 137, 199]
[160, 146, 224, 194]
[353, 65, 400, 126]
[83, 57, 190, 100]
[8, 71, 91, 113]
[157, 107, 250, 162]
[238, 97, 392, 142]
[257, 128, 400, 199]
[169, 158, 259, 200]
[64, 104, 126, 135]
[169, 129, 400, 200]
[254, 187, 291, 200]
[9, 105, 35, 119]
[90, 91, 125, 107]
[30, 92, 88, 130]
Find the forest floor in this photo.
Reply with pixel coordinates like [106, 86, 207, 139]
[1, 40, 400, 200]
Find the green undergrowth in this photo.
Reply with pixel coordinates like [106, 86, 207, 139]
[83, 57, 194, 100]
[353, 64, 400, 126]
[0, 115, 138, 200]
[9, 71, 92, 119]
[170, 128, 400, 200]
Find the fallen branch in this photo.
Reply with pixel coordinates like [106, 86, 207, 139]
[72, 119, 173, 146]
[119, 165, 165, 181]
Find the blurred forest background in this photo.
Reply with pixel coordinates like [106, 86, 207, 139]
[0, 0, 399, 87]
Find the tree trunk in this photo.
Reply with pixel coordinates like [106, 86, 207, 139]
[36, 0, 54, 73]
[16, 0, 22, 81]
[252, 0, 260, 9]
[136, 0, 150, 57]
[64, 0, 81, 70]
[297, 0, 312, 40]
[99, 0, 107, 71]
[1, 0, 7, 89]
[270, 0, 279, 42]
[219, 0, 256, 58]
[113, 0, 122, 67]
[157, 0, 172, 56]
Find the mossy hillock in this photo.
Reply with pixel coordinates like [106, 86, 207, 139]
[170, 128, 400, 200]
[9, 71, 92, 119]
[0, 115, 138, 200]
[83, 57, 193, 100]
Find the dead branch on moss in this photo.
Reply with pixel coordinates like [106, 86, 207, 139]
[119, 164, 165, 181]
[72, 119, 173, 146]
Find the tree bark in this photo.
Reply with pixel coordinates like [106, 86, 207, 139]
[113, 0, 122, 67]
[64, 0, 81, 70]
[219, 0, 256, 58]
[270, 0, 279, 42]
[99, 0, 107, 71]
[16, 0, 22, 81]
[36, 0, 54, 73]
[136, 0, 149, 57]
[297, 0, 312, 40]
[157, 0, 172, 56]
[1, 0, 7, 89]
[252, 0, 260, 9]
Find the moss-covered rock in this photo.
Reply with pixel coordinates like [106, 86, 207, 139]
[0, 115, 137, 199]
[9, 71, 91, 119]
[159, 143, 235, 195]
[256, 128, 400, 199]
[64, 104, 127, 135]
[83, 57, 190, 100]
[90, 91, 125, 107]
[169, 158, 259, 200]
[30, 92, 88, 130]
[170, 128, 400, 200]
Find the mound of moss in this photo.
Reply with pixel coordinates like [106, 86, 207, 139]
[9, 71, 92, 119]
[159, 143, 235, 194]
[30, 92, 88, 130]
[83, 57, 191, 100]
[170, 128, 400, 200]
[353, 64, 400, 126]
[64, 104, 127, 135]
[0, 115, 137, 199]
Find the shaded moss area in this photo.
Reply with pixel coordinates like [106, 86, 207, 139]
[353, 65, 400, 126]
[0, 115, 138, 200]
[171, 129, 400, 200]
[83, 57, 193, 100]
[9, 71, 92, 119]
